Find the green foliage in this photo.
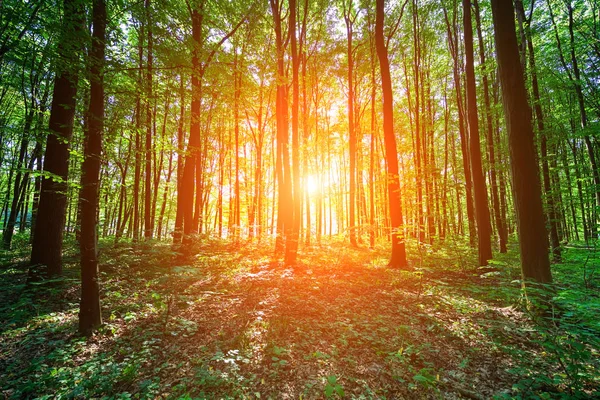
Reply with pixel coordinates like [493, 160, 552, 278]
[324, 375, 345, 398]
[1, 239, 599, 398]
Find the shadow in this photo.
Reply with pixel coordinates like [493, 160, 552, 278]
[2, 239, 598, 399]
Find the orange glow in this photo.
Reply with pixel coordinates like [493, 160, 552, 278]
[305, 175, 319, 194]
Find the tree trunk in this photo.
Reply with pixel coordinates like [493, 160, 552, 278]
[344, 3, 357, 248]
[286, 0, 301, 265]
[474, 0, 507, 253]
[144, 0, 153, 240]
[30, 0, 84, 277]
[491, 0, 551, 284]
[271, 0, 293, 259]
[180, 8, 203, 245]
[514, 0, 561, 260]
[375, 0, 408, 269]
[79, 0, 106, 336]
[463, 0, 493, 265]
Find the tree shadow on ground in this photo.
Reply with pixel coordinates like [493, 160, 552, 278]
[1, 240, 598, 399]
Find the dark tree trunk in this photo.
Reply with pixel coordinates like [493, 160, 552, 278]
[180, 8, 203, 245]
[144, 0, 153, 240]
[463, 0, 493, 265]
[176, 4, 245, 246]
[30, 0, 84, 277]
[412, 0, 425, 242]
[79, 0, 106, 336]
[514, 0, 561, 260]
[375, 0, 407, 269]
[491, 0, 552, 284]
[344, 3, 357, 248]
[474, 0, 507, 253]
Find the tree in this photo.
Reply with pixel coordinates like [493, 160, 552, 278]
[286, 0, 301, 264]
[474, 0, 507, 253]
[176, 1, 248, 247]
[144, 0, 153, 240]
[490, 0, 551, 284]
[343, 0, 358, 248]
[463, 0, 493, 266]
[30, 0, 85, 277]
[79, 0, 106, 335]
[514, 0, 561, 261]
[270, 0, 294, 261]
[375, 0, 408, 269]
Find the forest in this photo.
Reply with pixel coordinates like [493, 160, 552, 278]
[0, 0, 599, 398]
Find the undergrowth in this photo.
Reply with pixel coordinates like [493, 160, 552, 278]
[0, 235, 598, 399]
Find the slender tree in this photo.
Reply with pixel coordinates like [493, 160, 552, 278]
[79, 0, 106, 335]
[463, 0, 492, 266]
[343, 0, 358, 248]
[375, 0, 408, 269]
[144, 0, 153, 240]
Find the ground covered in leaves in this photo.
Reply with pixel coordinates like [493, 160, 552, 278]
[1, 235, 599, 399]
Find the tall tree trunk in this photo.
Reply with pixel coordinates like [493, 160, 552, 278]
[271, 0, 293, 259]
[144, 0, 153, 240]
[30, 0, 84, 277]
[344, 2, 358, 248]
[412, 0, 425, 242]
[491, 0, 551, 284]
[474, 0, 507, 253]
[514, 0, 561, 260]
[463, 0, 493, 265]
[79, 0, 106, 336]
[180, 8, 203, 244]
[176, 4, 245, 245]
[286, 0, 301, 265]
[375, 0, 408, 269]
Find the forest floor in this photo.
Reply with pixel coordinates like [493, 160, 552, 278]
[0, 235, 599, 399]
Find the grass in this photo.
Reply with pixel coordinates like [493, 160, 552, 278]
[0, 234, 599, 399]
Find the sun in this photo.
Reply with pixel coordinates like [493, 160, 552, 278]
[305, 175, 319, 194]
